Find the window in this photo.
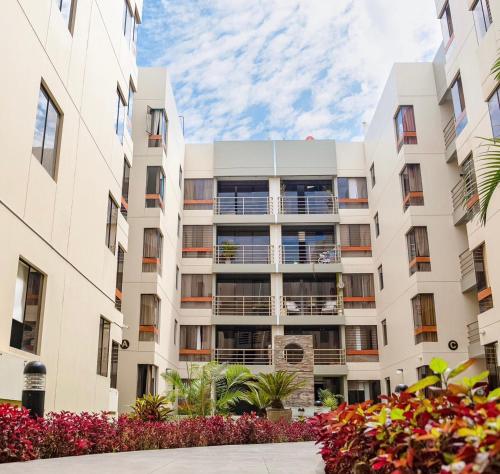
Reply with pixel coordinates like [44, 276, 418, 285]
[342, 274, 375, 309]
[182, 225, 213, 258]
[121, 158, 130, 219]
[56, 0, 77, 32]
[339, 224, 372, 257]
[181, 274, 213, 308]
[347, 380, 381, 404]
[122, 0, 136, 48]
[105, 194, 118, 254]
[369, 163, 375, 187]
[137, 364, 157, 397]
[345, 326, 379, 362]
[177, 214, 181, 236]
[378, 265, 384, 290]
[394, 106, 417, 151]
[439, 2, 454, 50]
[411, 294, 438, 344]
[10, 260, 44, 354]
[381, 319, 388, 346]
[146, 107, 168, 148]
[97, 317, 111, 376]
[385, 376, 391, 395]
[472, 0, 492, 40]
[142, 229, 163, 274]
[174, 319, 178, 345]
[374, 213, 380, 237]
[32, 84, 61, 178]
[485, 343, 499, 389]
[488, 85, 500, 138]
[115, 246, 125, 311]
[179, 166, 183, 189]
[184, 179, 213, 209]
[145, 166, 165, 210]
[126, 79, 135, 135]
[400, 164, 424, 211]
[139, 294, 160, 342]
[180, 326, 212, 361]
[115, 88, 126, 142]
[337, 177, 368, 209]
[406, 227, 431, 275]
[473, 244, 493, 313]
[110, 341, 119, 389]
[175, 266, 179, 290]
[451, 75, 467, 135]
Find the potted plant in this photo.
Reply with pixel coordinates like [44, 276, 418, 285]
[318, 389, 343, 412]
[220, 241, 238, 263]
[247, 371, 305, 422]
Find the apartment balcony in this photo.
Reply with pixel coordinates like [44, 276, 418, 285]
[213, 244, 274, 273]
[214, 348, 273, 366]
[467, 320, 484, 358]
[278, 243, 341, 273]
[280, 296, 344, 325]
[451, 180, 479, 225]
[277, 195, 339, 224]
[213, 196, 274, 224]
[459, 250, 477, 292]
[443, 116, 457, 162]
[212, 296, 275, 324]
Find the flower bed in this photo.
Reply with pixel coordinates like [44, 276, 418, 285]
[0, 405, 314, 463]
[311, 392, 500, 474]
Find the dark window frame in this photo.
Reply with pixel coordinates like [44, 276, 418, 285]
[97, 317, 111, 377]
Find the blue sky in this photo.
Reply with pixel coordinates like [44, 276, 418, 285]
[138, 0, 442, 143]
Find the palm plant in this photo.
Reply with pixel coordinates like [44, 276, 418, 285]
[239, 386, 271, 415]
[247, 371, 305, 409]
[215, 364, 253, 414]
[478, 54, 500, 224]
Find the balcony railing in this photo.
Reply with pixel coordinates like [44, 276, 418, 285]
[459, 250, 475, 282]
[279, 244, 341, 264]
[214, 245, 273, 264]
[467, 321, 480, 345]
[214, 196, 272, 215]
[278, 195, 338, 214]
[212, 296, 274, 317]
[443, 116, 456, 150]
[452, 177, 479, 214]
[281, 296, 343, 316]
[213, 348, 346, 366]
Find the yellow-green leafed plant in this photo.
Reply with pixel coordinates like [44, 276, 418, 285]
[130, 394, 173, 422]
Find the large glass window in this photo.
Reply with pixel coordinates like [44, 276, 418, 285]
[182, 225, 213, 258]
[56, 0, 77, 32]
[345, 326, 379, 362]
[394, 106, 417, 151]
[137, 364, 157, 397]
[337, 178, 368, 209]
[406, 227, 431, 275]
[280, 179, 332, 214]
[126, 80, 135, 135]
[105, 194, 118, 254]
[146, 107, 168, 148]
[451, 75, 467, 135]
[10, 260, 44, 354]
[115, 88, 126, 142]
[473, 244, 493, 313]
[97, 317, 111, 376]
[32, 85, 61, 178]
[185, 179, 213, 210]
[472, 0, 492, 40]
[340, 224, 372, 257]
[145, 166, 165, 210]
[411, 294, 438, 344]
[110, 341, 119, 389]
[488, 85, 500, 138]
[400, 164, 424, 211]
[439, 2, 454, 49]
[121, 158, 130, 219]
[180, 326, 212, 361]
[139, 294, 160, 342]
[142, 229, 163, 274]
[115, 246, 125, 311]
[485, 343, 499, 389]
[181, 275, 213, 308]
[342, 274, 375, 309]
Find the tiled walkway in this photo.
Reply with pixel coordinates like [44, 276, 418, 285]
[0, 442, 323, 474]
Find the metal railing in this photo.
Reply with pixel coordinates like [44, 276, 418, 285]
[451, 176, 479, 213]
[459, 249, 475, 281]
[214, 244, 273, 264]
[443, 116, 456, 149]
[467, 321, 480, 345]
[279, 244, 341, 264]
[212, 296, 274, 317]
[281, 296, 343, 316]
[212, 348, 346, 366]
[278, 195, 338, 214]
[214, 196, 272, 215]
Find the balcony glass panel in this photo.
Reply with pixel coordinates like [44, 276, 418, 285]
[281, 226, 338, 264]
[215, 326, 272, 365]
[280, 180, 334, 214]
[216, 180, 269, 215]
[216, 227, 270, 264]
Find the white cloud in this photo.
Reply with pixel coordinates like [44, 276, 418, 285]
[139, 0, 442, 143]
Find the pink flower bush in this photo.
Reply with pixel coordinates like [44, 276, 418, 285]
[0, 404, 314, 463]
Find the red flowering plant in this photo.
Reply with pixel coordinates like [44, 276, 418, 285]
[311, 358, 500, 474]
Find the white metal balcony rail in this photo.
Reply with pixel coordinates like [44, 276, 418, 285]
[214, 245, 273, 264]
[281, 296, 343, 316]
[314, 349, 346, 365]
[443, 116, 456, 150]
[214, 348, 273, 365]
[278, 195, 338, 214]
[459, 250, 475, 281]
[451, 177, 479, 212]
[279, 244, 341, 264]
[467, 321, 480, 345]
[212, 348, 346, 366]
[212, 296, 274, 317]
[214, 196, 272, 215]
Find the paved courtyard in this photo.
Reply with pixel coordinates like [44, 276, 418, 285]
[0, 442, 323, 474]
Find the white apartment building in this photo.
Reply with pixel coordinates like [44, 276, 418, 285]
[0, 0, 142, 412]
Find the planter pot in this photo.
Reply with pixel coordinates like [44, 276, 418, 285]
[266, 408, 292, 422]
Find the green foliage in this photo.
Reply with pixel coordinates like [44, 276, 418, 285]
[130, 394, 173, 422]
[318, 389, 343, 411]
[247, 371, 306, 410]
[220, 241, 238, 259]
[239, 386, 271, 414]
